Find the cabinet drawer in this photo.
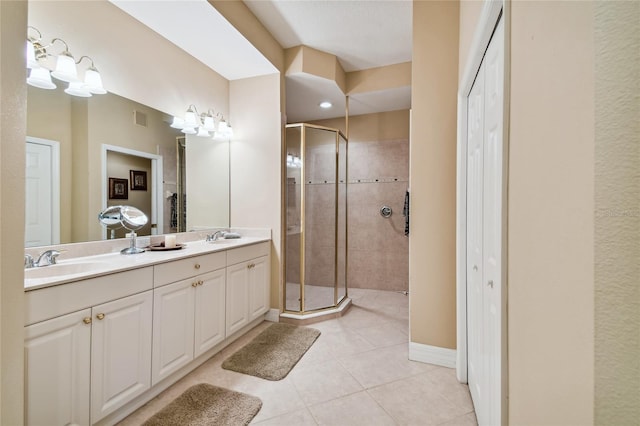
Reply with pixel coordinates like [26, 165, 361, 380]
[226, 242, 270, 266]
[154, 251, 226, 287]
[25, 267, 153, 326]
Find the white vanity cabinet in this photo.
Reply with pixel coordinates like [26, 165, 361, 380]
[24, 309, 92, 426]
[152, 251, 226, 384]
[226, 242, 270, 336]
[90, 291, 153, 424]
[24, 238, 272, 425]
[24, 267, 154, 426]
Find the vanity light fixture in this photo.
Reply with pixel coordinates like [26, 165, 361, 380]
[171, 106, 234, 139]
[25, 26, 108, 97]
[319, 101, 332, 109]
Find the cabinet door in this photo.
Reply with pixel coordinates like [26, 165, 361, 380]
[248, 255, 270, 321]
[24, 309, 91, 426]
[152, 279, 196, 384]
[226, 262, 249, 336]
[91, 291, 152, 424]
[194, 269, 226, 357]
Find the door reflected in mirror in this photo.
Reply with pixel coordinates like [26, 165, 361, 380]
[26, 85, 230, 248]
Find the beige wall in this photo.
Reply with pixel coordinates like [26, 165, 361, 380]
[106, 152, 152, 238]
[410, 1, 459, 349]
[210, 0, 285, 73]
[26, 86, 73, 243]
[29, 1, 230, 119]
[229, 74, 282, 308]
[0, 1, 27, 423]
[509, 2, 595, 424]
[594, 1, 640, 423]
[347, 62, 411, 96]
[458, 0, 484, 83]
[186, 136, 230, 229]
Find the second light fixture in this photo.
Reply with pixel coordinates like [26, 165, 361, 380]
[170, 105, 234, 140]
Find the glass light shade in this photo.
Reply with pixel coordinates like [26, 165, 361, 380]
[182, 126, 197, 135]
[84, 68, 107, 94]
[26, 41, 39, 69]
[202, 115, 216, 131]
[225, 125, 234, 138]
[27, 67, 56, 90]
[51, 53, 78, 82]
[65, 81, 92, 97]
[196, 127, 210, 137]
[170, 116, 185, 129]
[183, 110, 198, 128]
[217, 120, 228, 133]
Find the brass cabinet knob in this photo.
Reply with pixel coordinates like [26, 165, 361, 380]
[198, 280, 204, 286]
[247, 263, 255, 269]
[194, 263, 201, 270]
[82, 317, 92, 325]
[96, 313, 105, 320]
[192, 282, 198, 287]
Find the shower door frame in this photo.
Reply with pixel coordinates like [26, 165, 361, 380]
[283, 123, 348, 314]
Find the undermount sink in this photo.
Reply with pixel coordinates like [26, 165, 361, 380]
[25, 261, 110, 280]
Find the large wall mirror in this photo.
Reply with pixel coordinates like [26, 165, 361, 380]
[26, 1, 231, 248]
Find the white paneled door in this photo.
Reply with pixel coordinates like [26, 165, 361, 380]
[25, 138, 59, 247]
[466, 17, 504, 426]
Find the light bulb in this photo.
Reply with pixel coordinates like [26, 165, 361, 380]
[83, 67, 106, 94]
[27, 67, 56, 90]
[26, 40, 39, 69]
[65, 81, 92, 97]
[170, 117, 185, 129]
[51, 52, 78, 82]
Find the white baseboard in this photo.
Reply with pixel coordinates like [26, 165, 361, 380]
[409, 342, 457, 368]
[264, 308, 280, 322]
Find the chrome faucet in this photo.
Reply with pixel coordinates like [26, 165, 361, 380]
[206, 230, 228, 242]
[25, 250, 61, 268]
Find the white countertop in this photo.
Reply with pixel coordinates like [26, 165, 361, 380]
[25, 236, 270, 291]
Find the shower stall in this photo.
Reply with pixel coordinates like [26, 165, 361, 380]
[284, 123, 348, 314]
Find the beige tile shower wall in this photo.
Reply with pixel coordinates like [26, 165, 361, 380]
[312, 110, 410, 292]
[348, 141, 409, 291]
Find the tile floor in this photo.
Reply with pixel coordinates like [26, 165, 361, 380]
[118, 288, 477, 426]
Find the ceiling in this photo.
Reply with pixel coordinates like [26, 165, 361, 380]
[111, 0, 412, 122]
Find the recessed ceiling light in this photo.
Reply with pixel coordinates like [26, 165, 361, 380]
[319, 101, 332, 109]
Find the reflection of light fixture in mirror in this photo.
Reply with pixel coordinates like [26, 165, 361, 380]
[77, 56, 107, 94]
[286, 153, 302, 168]
[26, 27, 108, 96]
[170, 106, 234, 139]
[65, 81, 92, 97]
[319, 101, 332, 109]
[98, 205, 149, 255]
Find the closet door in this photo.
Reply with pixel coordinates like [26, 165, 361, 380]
[466, 17, 504, 426]
[481, 17, 505, 426]
[466, 55, 486, 422]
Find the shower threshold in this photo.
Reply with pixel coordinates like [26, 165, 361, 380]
[280, 297, 352, 326]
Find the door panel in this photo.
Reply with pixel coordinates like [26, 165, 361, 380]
[466, 59, 486, 420]
[25, 141, 53, 247]
[194, 269, 226, 357]
[24, 309, 91, 426]
[466, 16, 504, 426]
[91, 291, 152, 423]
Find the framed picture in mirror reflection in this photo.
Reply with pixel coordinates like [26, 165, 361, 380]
[130, 170, 147, 191]
[109, 178, 128, 199]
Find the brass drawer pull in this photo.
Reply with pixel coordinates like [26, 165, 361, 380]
[192, 282, 198, 287]
[96, 313, 105, 320]
[198, 280, 204, 286]
[83, 317, 92, 325]
[247, 263, 255, 269]
[194, 263, 201, 270]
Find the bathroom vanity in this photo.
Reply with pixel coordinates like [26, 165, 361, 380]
[23, 235, 271, 426]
